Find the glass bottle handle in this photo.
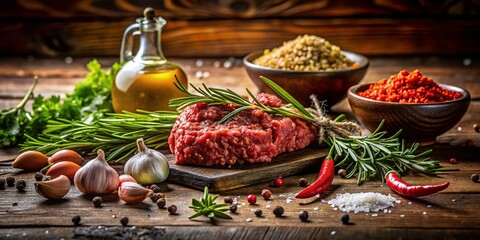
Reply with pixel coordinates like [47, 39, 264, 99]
[120, 23, 141, 62]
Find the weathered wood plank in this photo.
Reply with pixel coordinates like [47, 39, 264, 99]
[1, 19, 480, 57]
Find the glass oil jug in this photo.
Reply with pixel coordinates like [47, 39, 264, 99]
[112, 7, 188, 113]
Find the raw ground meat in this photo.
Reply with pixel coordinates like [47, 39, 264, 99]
[168, 93, 318, 166]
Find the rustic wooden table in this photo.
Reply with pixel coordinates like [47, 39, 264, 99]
[0, 56, 479, 240]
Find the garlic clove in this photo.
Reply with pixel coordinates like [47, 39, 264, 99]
[48, 149, 83, 165]
[13, 151, 48, 171]
[74, 149, 119, 195]
[119, 174, 137, 184]
[124, 138, 170, 185]
[35, 175, 71, 199]
[118, 182, 152, 203]
[46, 161, 81, 180]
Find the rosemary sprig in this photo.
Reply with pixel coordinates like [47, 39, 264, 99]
[188, 187, 231, 220]
[20, 110, 179, 161]
[326, 120, 441, 184]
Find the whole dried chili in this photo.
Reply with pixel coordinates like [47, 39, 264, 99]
[386, 172, 449, 197]
[295, 157, 335, 199]
[358, 70, 462, 103]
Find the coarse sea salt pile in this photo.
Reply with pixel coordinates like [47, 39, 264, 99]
[328, 192, 399, 213]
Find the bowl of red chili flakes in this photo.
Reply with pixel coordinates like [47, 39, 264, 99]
[347, 70, 470, 143]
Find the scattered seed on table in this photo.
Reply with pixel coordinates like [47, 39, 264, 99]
[299, 210, 309, 222]
[298, 178, 308, 187]
[449, 158, 457, 164]
[120, 216, 129, 226]
[92, 196, 103, 208]
[224, 196, 233, 204]
[261, 189, 272, 200]
[254, 209, 262, 217]
[229, 204, 238, 213]
[150, 193, 164, 202]
[72, 215, 81, 226]
[168, 205, 177, 215]
[338, 169, 347, 178]
[156, 198, 166, 209]
[16, 180, 26, 191]
[471, 174, 479, 183]
[0, 178, 5, 189]
[273, 206, 284, 217]
[6, 176, 15, 186]
[341, 213, 350, 224]
[473, 124, 479, 132]
[35, 172, 44, 181]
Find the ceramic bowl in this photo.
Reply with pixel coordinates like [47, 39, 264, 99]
[347, 83, 471, 142]
[243, 50, 369, 107]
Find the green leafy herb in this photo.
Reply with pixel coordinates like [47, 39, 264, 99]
[188, 187, 231, 220]
[1, 59, 120, 148]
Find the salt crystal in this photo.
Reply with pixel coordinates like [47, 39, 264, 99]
[246, 218, 252, 222]
[330, 231, 336, 235]
[241, 202, 246, 206]
[286, 197, 293, 204]
[372, 214, 378, 217]
[328, 192, 398, 213]
[395, 200, 401, 204]
[195, 59, 204, 67]
[408, 202, 412, 205]
[266, 204, 270, 209]
[423, 212, 427, 215]
[388, 210, 392, 213]
[452, 199, 456, 202]
[213, 61, 221, 68]
[380, 184, 384, 188]
[278, 194, 287, 199]
[22, 233, 26, 236]
[223, 61, 233, 69]
[202, 71, 210, 78]
[112, 214, 117, 218]
[65, 57, 73, 64]
[333, 207, 338, 211]
[383, 209, 388, 213]
[321, 199, 326, 203]
[427, 205, 432, 208]
[195, 71, 203, 79]
[463, 58, 472, 66]
[457, 126, 463, 131]
[400, 214, 405, 217]
[45, 230, 49, 234]
[313, 207, 319, 211]
[6, 234, 10, 237]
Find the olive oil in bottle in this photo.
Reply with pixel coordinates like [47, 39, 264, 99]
[112, 7, 188, 113]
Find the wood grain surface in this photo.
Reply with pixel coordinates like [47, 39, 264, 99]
[0, 57, 479, 240]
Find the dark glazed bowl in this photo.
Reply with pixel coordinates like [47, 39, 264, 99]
[347, 83, 471, 142]
[243, 51, 369, 107]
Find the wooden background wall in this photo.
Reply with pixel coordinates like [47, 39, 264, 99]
[1, 0, 479, 57]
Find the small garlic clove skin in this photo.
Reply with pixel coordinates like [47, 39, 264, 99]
[124, 138, 170, 185]
[35, 175, 71, 199]
[119, 174, 137, 184]
[48, 149, 83, 165]
[74, 149, 119, 195]
[13, 151, 48, 170]
[118, 182, 152, 203]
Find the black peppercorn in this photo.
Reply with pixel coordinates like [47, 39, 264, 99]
[149, 184, 161, 193]
[254, 208, 262, 217]
[92, 196, 103, 207]
[120, 216, 129, 226]
[471, 174, 479, 183]
[34, 172, 44, 181]
[16, 180, 26, 191]
[6, 176, 15, 186]
[150, 192, 164, 202]
[224, 196, 233, 204]
[229, 204, 237, 213]
[338, 169, 347, 178]
[167, 204, 177, 215]
[341, 213, 350, 224]
[298, 178, 308, 187]
[299, 210, 309, 222]
[261, 189, 272, 200]
[273, 206, 284, 217]
[0, 178, 5, 189]
[72, 215, 81, 226]
[473, 123, 479, 133]
[156, 198, 166, 209]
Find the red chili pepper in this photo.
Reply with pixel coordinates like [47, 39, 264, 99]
[295, 158, 335, 199]
[386, 172, 449, 197]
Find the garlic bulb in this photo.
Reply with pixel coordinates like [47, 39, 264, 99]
[124, 138, 169, 185]
[74, 149, 119, 195]
[35, 175, 71, 199]
[118, 182, 152, 203]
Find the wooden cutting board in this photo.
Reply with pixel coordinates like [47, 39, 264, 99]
[167, 147, 328, 193]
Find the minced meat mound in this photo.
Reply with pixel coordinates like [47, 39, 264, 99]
[168, 93, 318, 166]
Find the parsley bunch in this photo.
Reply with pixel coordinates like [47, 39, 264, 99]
[0, 59, 120, 148]
[189, 187, 231, 220]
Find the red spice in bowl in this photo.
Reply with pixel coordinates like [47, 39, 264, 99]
[357, 70, 462, 103]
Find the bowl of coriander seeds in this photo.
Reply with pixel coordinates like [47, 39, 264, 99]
[244, 34, 369, 107]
